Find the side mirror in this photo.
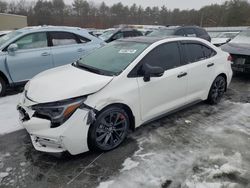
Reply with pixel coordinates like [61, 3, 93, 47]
[142, 63, 164, 82]
[7, 43, 18, 54]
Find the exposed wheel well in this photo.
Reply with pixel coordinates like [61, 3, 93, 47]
[217, 73, 227, 91]
[0, 71, 9, 85]
[97, 103, 135, 131]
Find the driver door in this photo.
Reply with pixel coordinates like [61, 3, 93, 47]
[136, 42, 188, 122]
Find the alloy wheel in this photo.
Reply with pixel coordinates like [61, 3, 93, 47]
[211, 77, 226, 103]
[95, 111, 128, 150]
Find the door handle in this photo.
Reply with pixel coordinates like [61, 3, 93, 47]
[41, 52, 50, 56]
[207, 63, 214, 67]
[177, 72, 187, 78]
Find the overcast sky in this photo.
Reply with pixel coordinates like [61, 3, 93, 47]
[60, 0, 227, 10]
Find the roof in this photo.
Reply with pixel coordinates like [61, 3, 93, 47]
[17, 25, 87, 33]
[116, 28, 141, 32]
[118, 36, 181, 44]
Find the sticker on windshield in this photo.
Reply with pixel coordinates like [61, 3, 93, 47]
[119, 49, 137, 54]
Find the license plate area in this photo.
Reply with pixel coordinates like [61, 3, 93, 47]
[235, 58, 246, 65]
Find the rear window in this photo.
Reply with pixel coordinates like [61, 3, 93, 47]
[148, 29, 175, 37]
[184, 28, 197, 37]
[195, 28, 207, 36]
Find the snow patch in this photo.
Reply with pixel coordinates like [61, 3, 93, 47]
[120, 157, 139, 172]
[0, 94, 23, 135]
[98, 180, 114, 188]
[0, 172, 9, 182]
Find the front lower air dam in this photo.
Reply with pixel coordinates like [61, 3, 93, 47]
[21, 107, 93, 155]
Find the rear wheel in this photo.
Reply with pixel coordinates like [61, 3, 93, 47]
[88, 107, 129, 151]
[0, 76, 6, 97]
[207, 76, 226, 104]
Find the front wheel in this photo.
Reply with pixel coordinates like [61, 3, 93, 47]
[207, 76, 226, 104]
[0, 77, 7, 97]
[88, 107, 129, 151]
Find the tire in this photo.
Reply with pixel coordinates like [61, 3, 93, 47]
[0, 76, 6, 97]
[88, 106, 129, 152]
[207, 76, 226, 105]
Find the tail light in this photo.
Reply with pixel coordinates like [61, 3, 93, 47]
[227, 55, 233, 62]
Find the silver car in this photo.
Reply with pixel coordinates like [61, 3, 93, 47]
[0, 26, 105, 96]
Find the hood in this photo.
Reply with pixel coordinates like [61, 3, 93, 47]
[26, 64, 114, 103]
[221, 42, 250, 56]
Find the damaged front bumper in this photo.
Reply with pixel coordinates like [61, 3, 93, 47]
[17, 95, 97, 155]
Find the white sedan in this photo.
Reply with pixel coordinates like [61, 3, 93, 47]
[18, 36, 233, 155]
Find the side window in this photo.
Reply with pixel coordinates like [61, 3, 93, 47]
[77, 35, 91, 43]
[123, 31, 132, 38]
[135, 31, 143, 36]
[175, 29, 184, 36]
[183, 43, 204, 63]
[15, 32, 47, 50]
[202, 45, 216, 58]
[184, 28, 197, 37]
[50, 32, 78, 46]
[140, 42, 181, 71]
[113, 32, 123, 40]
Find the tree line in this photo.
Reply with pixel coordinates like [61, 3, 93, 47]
[0, 0, 250, 28]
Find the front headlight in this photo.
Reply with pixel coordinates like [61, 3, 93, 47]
[31, 96, 87, 128]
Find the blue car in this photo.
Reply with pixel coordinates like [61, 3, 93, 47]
[0, 26, 105, 96]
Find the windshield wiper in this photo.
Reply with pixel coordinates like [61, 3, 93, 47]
[73, 60, 112, 76]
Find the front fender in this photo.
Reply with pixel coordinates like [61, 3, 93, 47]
[85, 97, 142, 128]
[0, 52, 13, 83]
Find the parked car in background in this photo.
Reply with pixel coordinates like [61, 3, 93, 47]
[211, 32, 239, 47]
[88, 29, 105, 37]
[0, 30, 12, 38]
[221, 28, 250, 74]
[99, 28, 143, 43]
[148, 26, 211, 42]
[18, 36, 232, 155]
[0, 26, 104, 96]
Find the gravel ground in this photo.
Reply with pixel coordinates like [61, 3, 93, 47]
[0, 75, 250, 188]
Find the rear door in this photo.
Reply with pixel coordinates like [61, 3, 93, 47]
[6, 32, 53, 82]
[180, 41, 217, 102]
[49, 31, 91, 67]
[136, 42, 188, 122]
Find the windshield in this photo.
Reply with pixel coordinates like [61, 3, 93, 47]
[0, 31, 22, 47]
[148, 29, 175, 37]
[76, 41, 149, 76]
[230, 29, 250, 44]
[99, 30, 116, 41]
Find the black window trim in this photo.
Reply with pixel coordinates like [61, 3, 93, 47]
[127, 41, 184, 78]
